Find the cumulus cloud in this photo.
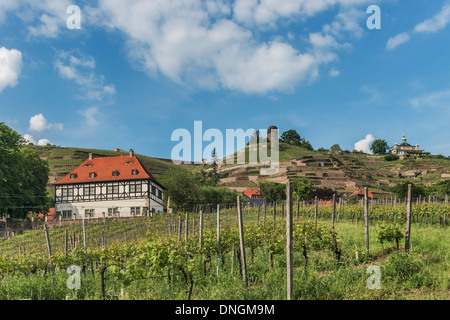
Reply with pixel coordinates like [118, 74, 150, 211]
[23, 134, 52, 146]
[88, 0, 370, 94]
[0, 47, 23, 93]
[54, 50, 116, 101]
[37, 138, 52, 146]
[29, 114, 63, 132]
[23, 134, 36, 145]
[2, 0, 372, 94]
[354, 134, 374, 154]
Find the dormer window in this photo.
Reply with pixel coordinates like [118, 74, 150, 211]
[125, 161, 133, 165]
[89, 172, 96, 178]
[131, 169, 138, 175]
[84, 164, 93, 167]
[112, 170, 119, 177]
[70, 173, 77, 179]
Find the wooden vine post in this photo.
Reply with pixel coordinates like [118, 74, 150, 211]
[286, 182, 293, 300]
[217, 204, 220, 278]
[178, 215, 182, 243]
[44, 224, 54, 274]
[405, 184, 412, 252]
[237, 196, 248, 286]
[185, 212, 189, 243]
[199, 209, 203, 251]
[331, 193, 336, 228]
[314, 196, 318, 229]
[364, 187, 370, 254]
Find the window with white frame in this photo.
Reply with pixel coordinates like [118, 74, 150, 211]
[85, 209, 95, 218]
[130, 207, 141, 215]
[108, 208, 119, 217]
[62, 210, 72, 219]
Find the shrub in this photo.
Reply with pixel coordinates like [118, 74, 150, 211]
[384, 153, 399, 161]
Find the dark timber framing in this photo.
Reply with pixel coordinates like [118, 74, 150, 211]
[55, 178, 164, 207]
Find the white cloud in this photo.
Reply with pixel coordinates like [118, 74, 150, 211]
[0, 47, 23, 93]
[79, 107, 100, 127]
[232, 0, 371, 28]
[2, 0, 372, 94]
[323, 7, 366, 39]
[386, 32, 410, 50]
[37, 138, 52, 146]
[54, 50, 116, 101]
[23, 133, 36, 145]
[354, 134, 374, 154]
[410, 89, 450, 110]
[88, 0, 370, 94]
[20, 0, 71, 38]
[414, 3, 450, 33]
[28, 14, 60, 38]
[23, 134, 52, 146]
[387, 3, 450, 50]
[329, 68, 341, 77]
[29, 113, 63, 132]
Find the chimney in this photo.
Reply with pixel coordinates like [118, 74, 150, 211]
[88, 152, 93, 160]
[129, 149, 134, 157]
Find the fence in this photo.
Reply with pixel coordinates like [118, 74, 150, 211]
[0, 192, 448, 258]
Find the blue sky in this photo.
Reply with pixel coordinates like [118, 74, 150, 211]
[1, 0, 450, 162]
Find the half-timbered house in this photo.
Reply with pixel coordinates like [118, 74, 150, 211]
[54, 149, 165, 220]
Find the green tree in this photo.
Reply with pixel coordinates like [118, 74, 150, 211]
[390, 182, 426, 199]
[160, 166, 200, 212]
[370, 139, 389, 155]
[0, 123, 50, 218]
[280, 129, 313, 151]
[330, 144, 342, 152]
[280, 129, 301, 145]
[259, 181, 286, 202]
[198, 186, 239, 205]
[292, 179, 314, 200]
[431, 180, 450, 200]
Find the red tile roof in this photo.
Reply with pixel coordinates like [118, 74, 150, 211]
[351, 189, 374, 198]
[38, 208, 55, 220]
[54, 155, 164, 187]
[243, 190, 261, 198]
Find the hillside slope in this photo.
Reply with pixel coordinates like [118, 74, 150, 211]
[27, 144, 450, 199]
[212, 143, 450, 197]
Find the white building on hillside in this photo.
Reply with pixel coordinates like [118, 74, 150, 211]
[54, 149, 165, 220]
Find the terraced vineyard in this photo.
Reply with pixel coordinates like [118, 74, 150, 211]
[214, 143, 450, 197]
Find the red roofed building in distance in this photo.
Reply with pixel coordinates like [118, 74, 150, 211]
[38, 208, 55, 221]
[53, 149, 165, 220]
[350, 189, 374, 199]
[243, 190, 261, 199]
